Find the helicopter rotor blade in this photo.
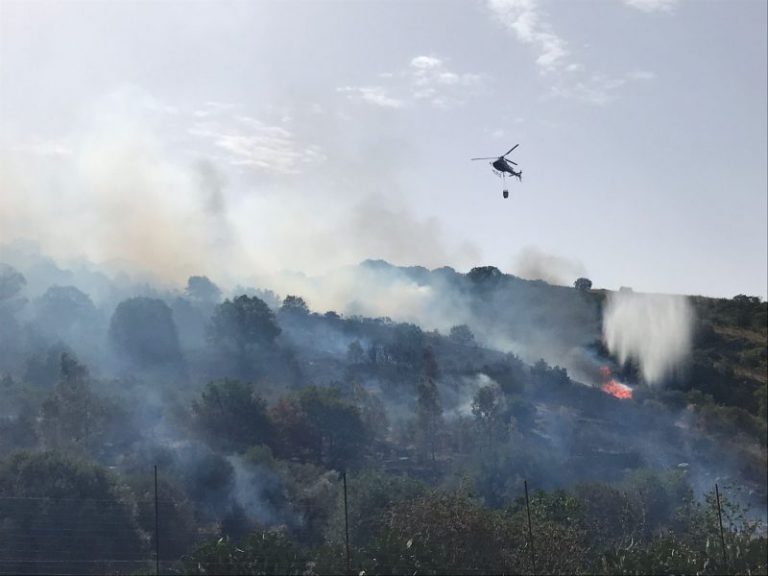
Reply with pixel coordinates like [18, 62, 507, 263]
[506, 159, 518, 165]
[471, 157, 497, 160]
[504, 144, 519, 156]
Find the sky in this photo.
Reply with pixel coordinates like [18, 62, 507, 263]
[1, 0, 766, 298]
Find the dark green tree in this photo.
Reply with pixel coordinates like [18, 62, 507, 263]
[325, 470, 425, 550]
[109, 297, 183, 367]
[0, 264, 26, 370]
[387, 323, 426, 370]
[471, 384, 509, 448]
[34, 285, 96, 335]
[416, 369, 442, 462]
[367, 493, 525, 575]
[182, 529, 307, 575]
[467, 265, 503, 285]
[184, 452, 235, 515]
[208, 295, 281, 351]
[186, 275, 222, 303]
[272, 386, 369, 469]
[0, 263, 25, 302]
[192, 380, 274, 452]
[574, 277, 593, 291]
[38, 353, 115, 454]
[449, 324, 475, 346]
[346, 340, 366, 365]
[0, 451, 144, 575]
[280, 295, 310, 316]
[129, 472, 198, 562]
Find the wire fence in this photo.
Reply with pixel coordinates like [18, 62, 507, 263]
[0, 480, 761, 575]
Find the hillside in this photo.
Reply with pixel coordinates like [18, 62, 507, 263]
[0, 255, 766, 575]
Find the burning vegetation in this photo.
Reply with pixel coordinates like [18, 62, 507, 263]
[599, 365, 634, 400]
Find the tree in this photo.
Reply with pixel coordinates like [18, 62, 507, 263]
[416, 374, 442, 463]
[272, 386, 370, 469]
[130, 472, 197, 561]
[280, 295, 310, 316]
[324, 470, 425, 550]
[467, 266, 503, 285]
[208, 295, 281, 351]
[270, 397, 318, 463]
[192, 380, 274, 452]
[39, 353, 114, 453]
[346, 340, 366, 365]
[574, 277, 593, 291]
[182, 529, 307, 576]
[35, 285, 96, 335]
[0, 265, 26, 370]
[368, 493, 525, 575]
[186, 275, 222, 303]
[449, 324, 475, 346]
[0, 263, 25, 302]
[109, 297, 183, 367]
[0, 451, 144, 575]
[471, 384, 509, 448]
[351, 379, 389, 441]
[423, 345, 439, 381]
[297, 386, 370, 469]
[387, 323, 425, 370]
[183, 451, 235, 515]
[171, 296, 209, 350]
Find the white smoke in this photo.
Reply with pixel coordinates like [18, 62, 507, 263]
[602, 290, 694, 384]
[511, 245, 587, 286]
[1, 86, 479, 287]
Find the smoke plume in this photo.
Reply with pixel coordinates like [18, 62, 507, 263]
[512, 245, 587, 286]
[602, 290, 694, 384]
[0, 87, 478, 289]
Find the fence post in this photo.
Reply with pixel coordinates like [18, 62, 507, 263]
[155, 465, 160, 576]
[715, 483, 728, 570]
[524, 480, 536, 576]
[343, 470, 351, 575]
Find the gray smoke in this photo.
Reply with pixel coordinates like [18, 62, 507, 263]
[0, 86, 479, 287]
[512, 245, 587, 286]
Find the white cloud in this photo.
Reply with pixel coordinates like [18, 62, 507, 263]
[486, 0, 569, 74]
[410, 55, 444, 69]
[622, 0, 680, 13]
[339, 55, 485, 111]
[486, 0, 657, 105]
[189, 114, 325, 176]
[337, 86, 405, 109]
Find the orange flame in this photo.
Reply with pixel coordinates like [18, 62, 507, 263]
[601, 380, 633, 399]
[599, 366, 633, 400]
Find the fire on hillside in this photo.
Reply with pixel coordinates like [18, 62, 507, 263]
[599, 366, 633, 400]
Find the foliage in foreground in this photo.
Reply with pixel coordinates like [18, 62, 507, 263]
[182, 481, 768, 576]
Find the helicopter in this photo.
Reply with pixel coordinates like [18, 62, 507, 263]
[471, 144, 522, 198]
